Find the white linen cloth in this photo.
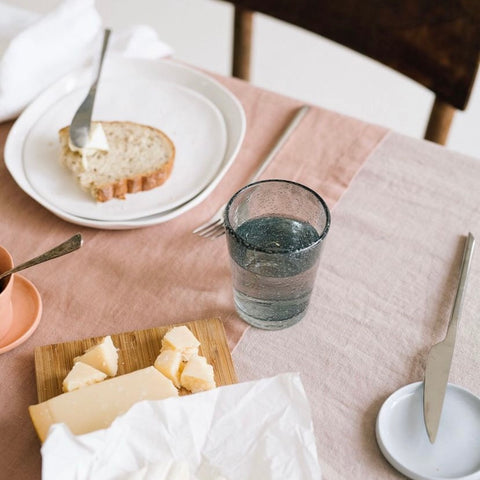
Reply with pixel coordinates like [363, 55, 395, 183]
[41, 373, 322, 480]
[0, 0, 173, 122]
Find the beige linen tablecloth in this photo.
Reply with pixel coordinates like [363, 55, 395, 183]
[0, 70, 386, 479]
[234, 132, 480, 478]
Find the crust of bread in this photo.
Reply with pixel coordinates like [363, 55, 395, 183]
[94, 157, 175, 202]
[59, 121, 175, 202]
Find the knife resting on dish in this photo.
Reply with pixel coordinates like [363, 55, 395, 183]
[423, 232, 475, 443]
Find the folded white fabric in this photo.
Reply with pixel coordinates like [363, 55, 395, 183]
[41, 373, 322, 480]
[0, 0, 173, 122]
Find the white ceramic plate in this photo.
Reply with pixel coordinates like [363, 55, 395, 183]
[376, 382, 480, 480]
[5, 57, 246, 225]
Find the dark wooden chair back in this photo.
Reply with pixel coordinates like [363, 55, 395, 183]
[226, 0, 480, 145]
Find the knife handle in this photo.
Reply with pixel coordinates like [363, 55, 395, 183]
[446, 233, 475, 340]
[92, 29, 111, 90]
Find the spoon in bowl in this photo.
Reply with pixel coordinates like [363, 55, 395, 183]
[0, 234, 83, 281]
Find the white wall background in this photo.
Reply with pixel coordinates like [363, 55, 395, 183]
[6, 0, 480, 158]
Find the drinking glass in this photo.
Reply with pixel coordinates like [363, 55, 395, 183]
[224, 179, 330, 330]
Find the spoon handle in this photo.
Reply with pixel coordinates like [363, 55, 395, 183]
[0, 234, 83, 281]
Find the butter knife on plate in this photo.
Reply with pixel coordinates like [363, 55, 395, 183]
[423, 232, 475, 443]
[69, 29, 111, 149]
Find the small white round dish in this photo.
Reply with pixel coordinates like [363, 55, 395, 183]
[5, 57, 246, 227]
[376, 381, 480, 480]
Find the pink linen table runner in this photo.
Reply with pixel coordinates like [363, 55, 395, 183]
[0, 69, 386, 479]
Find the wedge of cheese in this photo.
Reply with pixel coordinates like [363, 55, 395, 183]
[161, 326, 200, 361]
[29, 367, 178, 442]
[62, 361, 107, 392]
[74, 335, 118, 376]
[154, 349, 183, 388]
[180, 355, 216, 393]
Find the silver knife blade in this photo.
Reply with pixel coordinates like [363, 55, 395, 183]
[423, 232, 475, 443]
[69, 29, 111, 148]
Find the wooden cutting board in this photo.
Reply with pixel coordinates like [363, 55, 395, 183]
[34, 317, 237, 403]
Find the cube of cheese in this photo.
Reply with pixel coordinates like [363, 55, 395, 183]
[74, 335, 118, 376]
[180, 355, 216, 393]
[29, 366, 178, 442]
[62, 361, 107, 392]
[154, 349, 183, 388]
[161, 326, 200, 361]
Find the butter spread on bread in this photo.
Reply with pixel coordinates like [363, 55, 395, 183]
[67, 122, 109, 170]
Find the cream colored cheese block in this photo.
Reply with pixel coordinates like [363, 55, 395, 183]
[62, 361, 107, 392]
[74, 335, 118, 376]
[154, 349, 183, 388]
[29, 366, 178, 442]
[161, 326, 200, 361]
[180, 355, 216, 393]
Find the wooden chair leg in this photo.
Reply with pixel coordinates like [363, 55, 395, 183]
[424, 97, 456, 145]
[232, 7, 253, 81]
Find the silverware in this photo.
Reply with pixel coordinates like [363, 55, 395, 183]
[423, 232, 475, 443]
[0, 234, 83, 281]
[193, 104, 311, 238]
[69, 29, 111, 148]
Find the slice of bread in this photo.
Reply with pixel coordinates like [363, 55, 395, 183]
[59, 121, 175, 202]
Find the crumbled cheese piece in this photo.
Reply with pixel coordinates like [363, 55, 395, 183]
[180, 355, 216, 393]
[74, 335, 118, 376]
[62, 361, 107, 392]
[154, 349, 183, 388]
[161, 326, 200, 361]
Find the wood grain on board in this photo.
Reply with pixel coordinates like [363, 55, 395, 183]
[34, 317, 237, 403]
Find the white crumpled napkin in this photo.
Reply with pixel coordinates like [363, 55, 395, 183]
[0, 0, 173, 122]
[41, 373, 322, 480]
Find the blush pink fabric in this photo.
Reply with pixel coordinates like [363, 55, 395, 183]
[0, 70, 386, 479]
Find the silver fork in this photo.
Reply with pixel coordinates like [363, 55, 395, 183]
[192, 104, 310, 239]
